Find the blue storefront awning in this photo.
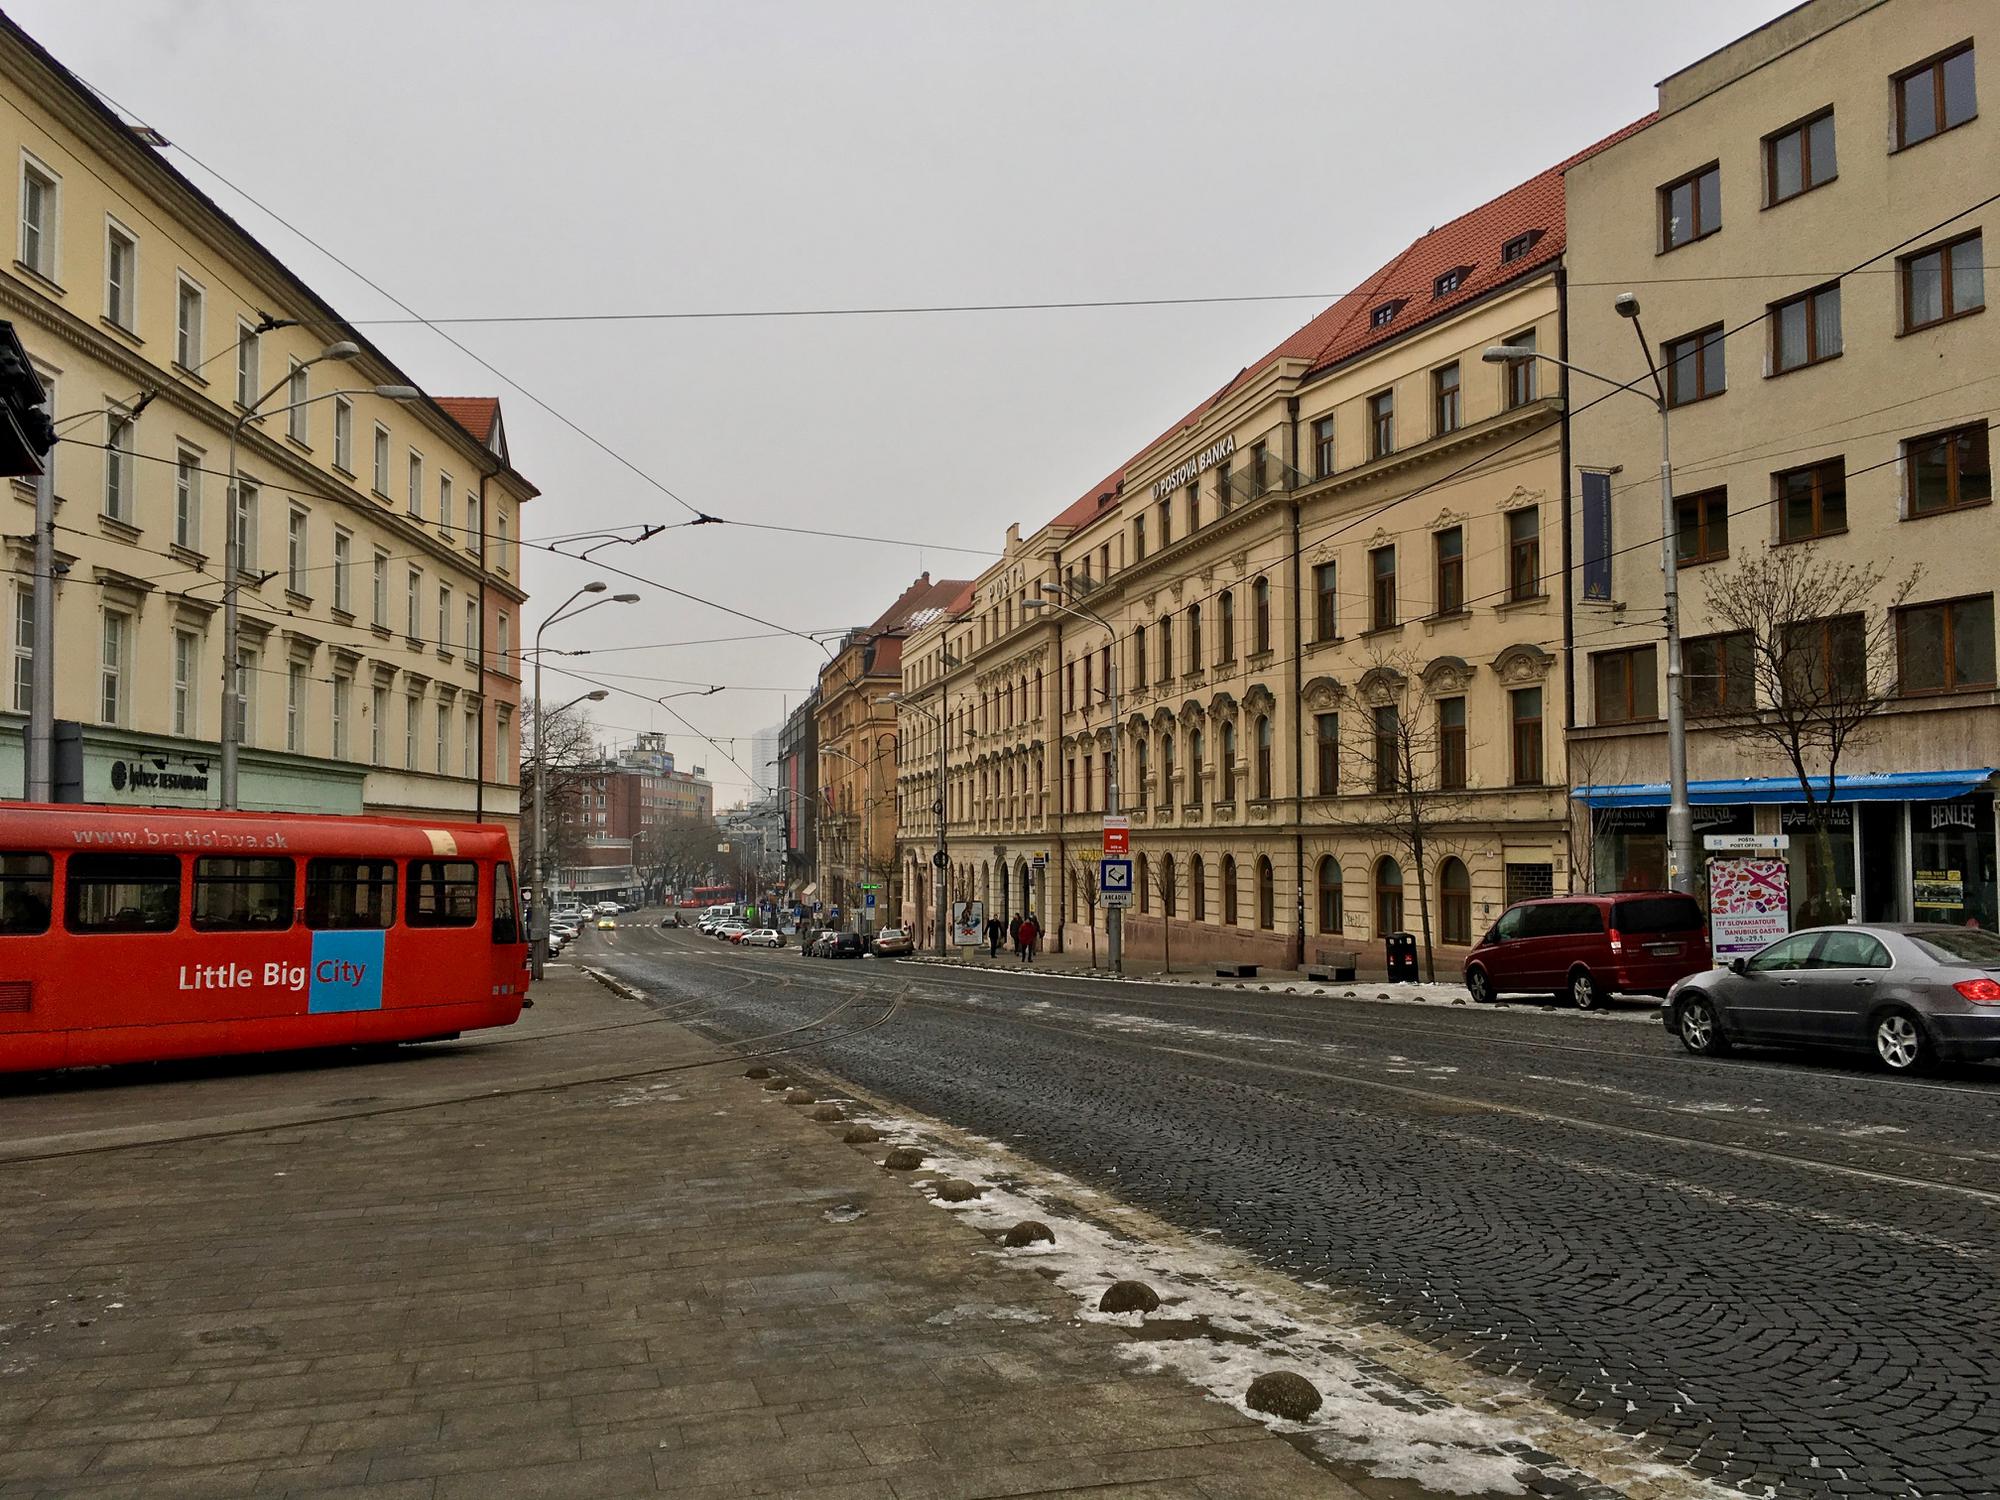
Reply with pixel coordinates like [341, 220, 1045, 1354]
[1573, 768, 1995, 809]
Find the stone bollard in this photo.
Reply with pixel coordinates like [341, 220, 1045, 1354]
[882, 1146, 925, 1171]
[935, 1178, 983, 1202]
[783, 1088, 816, 1105]
[1002, 1220, 1055, 1247]
[1098, 1280, 1161, 1314]
[809, 1104, 845, 1122]
[843, 1124, 881, 1144]
[1246, 1370, 1323, 1421]
[744, 1066, 773, 1079]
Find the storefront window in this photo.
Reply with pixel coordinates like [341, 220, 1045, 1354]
[1593, 806, 1754, 897]
[1779, 805, 1857, 927]
[1909, 794, 1997, 931]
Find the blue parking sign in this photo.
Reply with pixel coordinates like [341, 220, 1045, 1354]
[1099, 857, 1133, 894]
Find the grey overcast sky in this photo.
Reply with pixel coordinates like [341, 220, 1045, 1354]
[10, 0, 1777, 804]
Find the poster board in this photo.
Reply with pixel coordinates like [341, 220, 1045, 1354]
[951, 900, 985, 948]
[1707, 856, 1790, 962]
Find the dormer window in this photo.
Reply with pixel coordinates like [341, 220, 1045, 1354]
[1432, 265, 1471, 298]
[1370, 299, 1406, 329]
[1501, 230, 1543, 263]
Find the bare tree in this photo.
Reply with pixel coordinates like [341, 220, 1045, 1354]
[1565, 735, 1614, 895]
[1330, 654, 1481, 982]
[1699, 545, 1919, 925]
[1069, 852, 1100, 968]
[518, 701, 600, 891]
[1146, 849, 1179, 974]
[640, 817, 723, 903]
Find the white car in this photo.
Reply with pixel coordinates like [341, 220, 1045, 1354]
[741, 928, 783, 948]
[713, 921, 749, 941]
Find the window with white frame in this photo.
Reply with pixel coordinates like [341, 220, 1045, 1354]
[102, 407, 134, 524]
[464, 599, 477, 660]
[435, 701, 449, 773]
[332, 528, 352, 613]
[12, 583, 33, 712]
[404, 691, 419, 769]
[372, 549, 388, 627]
[406, 566, 422, 639]
[407, 451, 423, 516]
[438, 473, 452, 533]
[234, 646, 259, 746]
[371, 423, 390, 494]
[494, 509, 509, 569]
[174, 276, 203, 370]
[173, 446, 201, 550]
[332, 395, 353, 472]
[370, 683, 386, 763]
[463, 706, 477, 779]
[466, 492, 481, 552]
[286, 660, 307, 751]
[331, 673, 351, 759]
[103, 219, 136, 330]
[437, 584, 451, 651]
[230, 479, 258, 571]
[286, 360, 308, 443]
[286, 507, 308, 593]
[19, 154, 58, 279]
[99, 610, 129, 724]
[497, 612, 510, 663]
[235, 322, 259, 409]
[173, 628, 199, 735]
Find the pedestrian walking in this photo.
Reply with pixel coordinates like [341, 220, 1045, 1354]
[1008, 914, 1023, 953]
[985, 915, 1003, 958]
[1018, 915, 1038, 963]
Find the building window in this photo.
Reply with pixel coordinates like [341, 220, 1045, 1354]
[1158, 614, 1173, 681]
[1766, 108, 1837, 204]
[438, 585, 452, 650]
[1368, 390, 1394, 459]
[1906, 422, 1991, 516]
[1313, 416, 1335, 478]
[1315, 713, 1338, 795]
[1432, 362, 1460, 434]
[1894, 42, 1976, 150]
[495, 511, 509, 569]
[436, 702, 450, 774]
[1370, 301, 1400, 329]
[439, 474, 454, 533]
[1685, 630, 1755, 715]
[372, 550, 389, 627]
[1501, 330, 1537, 407]
[286, 360, 309, 443]
[174, 276, 203, 370]
[1510, 687, 1543, 786]
[235, 322, 259, 410]
[1777, 457, 1847, 541]
[1434, 266, 1468, 298]
[1675, 487, 1730, 564]
[104, 219, 136, 330]
[1665, 324, 1727, 403]
[1901, 232, 1984, 331]
[466, 492, 481, 551]
[1313, 562, 1338, 641]
[1156, 497, 1172, 550]
[1434, 527, 1464, 615]
[372, 424, 390, 494]
[497, 614, 509, 661]
[1218, 721, 1236, 800]
[167, 446, 204, 551]
[465, 599, 478, 659]
[407, 452, 423, 516]
[332, 529, 352, 613]
[404, 692, 419, 770]
[332, 395, 353, 473]
[1254, 714, 1272, 799]
[286, 661, 307, 752]
[1186, 480, 1201, 535]
[1501, 230, 1539, 263]
[19, 155, 58, 278]
[1375, 857, 1404, 936]
[406, 567, 422, 639]
[99, 611, 128, 725]
[1771, 284, 1842, 373]
[1898, 595, 1995, 694]
[464, 706, 478, 779]
[1440, 858, 1471, 945]
[1256, 856, 1275, 930]
[1184, 853, 1204, 922]
[1217, 590, 1235, 663]
[1216, 854, 1234, 925]
[1253, 577, 1270, 653]
[102, 408, 134, 523]
[10, 584, 28, 713]
[1185, 730, 1203, 804]
[1131, 625, 1146, 689]
[1316, 856, 1343, 933]
[1782, 615, 1867, 705]
[234, 647, 258, 746]
[1660, 163, 1721, 250]
[1186, 604, 1202, 675]
[1133, 514, 1147, 560]
[1370, 545, 1397, 630]
[1372, 704, 1399, 793]
[1161, 853, 1177, 919]
[332, 674, 350, 760]
[370, 685, 386, 764]
[1507, 508, 1540, 600]
[286, 507, 308, 593]
[1438, 696, 1467, 789]
[1593, 645, 1659, 724]
[1248, 441, 1268, 498]
[173, 629, 198, 736]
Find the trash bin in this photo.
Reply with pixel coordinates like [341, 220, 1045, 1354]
[1385, 931, 1419, 982]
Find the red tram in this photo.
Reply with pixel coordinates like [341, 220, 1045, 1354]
[0, 805, 531, 1073]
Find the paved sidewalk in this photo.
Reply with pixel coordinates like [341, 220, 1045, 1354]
[0, 966, 1358, 1499]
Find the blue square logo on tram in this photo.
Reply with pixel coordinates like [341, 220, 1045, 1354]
[309, 931, 386, 1013]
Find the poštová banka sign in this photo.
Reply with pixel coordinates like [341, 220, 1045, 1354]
[1150, 434, 1236, 500]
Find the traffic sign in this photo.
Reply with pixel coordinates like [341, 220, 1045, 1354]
[1102, 815, 1129, 854]
[1099, 856, 1133, 895]
[1102, 889, 1131, 909]
[864, 892, 877, 909]
[932, 849, 949, 870]
[859, 882, 881, 891]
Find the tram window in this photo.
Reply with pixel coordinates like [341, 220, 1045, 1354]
[0, 853, 53, 934]
[492, 861, 520, 944]
[66, 854, 181, 933]
[305, 859, 396, 930]
[407, 860, 478, 928]
[193, 857, 295, 931]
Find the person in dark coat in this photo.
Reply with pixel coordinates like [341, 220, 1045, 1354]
[985, 915, 1003, 957]
[1008, 914, 1023, 952]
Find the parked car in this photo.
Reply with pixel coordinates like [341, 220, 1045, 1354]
[804, 929, 842, 956]
[827, 931, 866, 960]
[1666, 923, 2000, 1073]
[871, 927, 913, 957]
[741, 928, 784, 948]
[550, 922, 579, 944]
[554, 907, 588, 928]
[1463, 892, 1708, 1009]
[713, 921, 749, 942]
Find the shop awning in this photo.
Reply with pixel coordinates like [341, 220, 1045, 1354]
[1573, 768, 1995, 808]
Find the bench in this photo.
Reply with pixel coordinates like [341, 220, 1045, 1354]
[1214, 963, 1259, 979]
[1306, 947, 1359, 983]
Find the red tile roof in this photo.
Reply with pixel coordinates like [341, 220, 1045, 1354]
[866, 573, 973, 637]
[434, 396, 500, 444]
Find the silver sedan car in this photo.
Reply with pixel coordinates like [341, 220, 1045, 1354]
[1665, 923, 2000, 1073]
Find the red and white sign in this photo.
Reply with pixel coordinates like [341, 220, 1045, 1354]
[1102, 815, 1129, 854]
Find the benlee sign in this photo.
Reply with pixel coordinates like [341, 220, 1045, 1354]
[176, 931, 387, 1014]
[1150, 434, 1236, 500]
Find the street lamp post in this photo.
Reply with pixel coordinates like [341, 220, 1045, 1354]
[1482, 297, 1693, 894]
[1025, 587, 1121, 974]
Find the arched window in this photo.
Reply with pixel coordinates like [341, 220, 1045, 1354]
[1254, 715, 1273, 799]
[1160, 853, 1177, 917]
[1375, 856, 1404, 935]
[1134, 735, 1149, 812]
[1138, 852, 1150, 914]
[1160, 732, 1176, 800]
[1187, 728, 1205, 800]
[1440, 858, 1471, 945]
[1257, 856, 1275, 929]
[1187, 604, 1203, 671]
[1219, 721, 1237, 799]
[1317, 856, 1343, 933]
[1034, 669, 1044, 716]
[1221, 855, 1238, 925]
[1218, 591, 1235, 663]
[1159, 615, 1174, 680]
[1252, 576, 1271, 653]
[1191, 854, 1206, 921]
[1017, 676, 1027, 726]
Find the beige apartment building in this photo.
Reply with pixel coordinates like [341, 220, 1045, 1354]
[0, 16, 535, 842]
[897, 136, 1638, 973]
[1565, 0, 1996, 929]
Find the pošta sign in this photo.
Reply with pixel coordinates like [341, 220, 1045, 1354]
[1150, 434, 1236, 500]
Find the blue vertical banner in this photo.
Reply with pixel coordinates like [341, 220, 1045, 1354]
[1581, 470, 1613, 602]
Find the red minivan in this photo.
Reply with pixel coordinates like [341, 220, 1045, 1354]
[1463, 892, 1709, 1009]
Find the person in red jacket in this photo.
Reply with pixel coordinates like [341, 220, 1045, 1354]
[1017, 914, 1038, 963]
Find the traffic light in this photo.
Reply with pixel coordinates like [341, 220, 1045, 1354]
[0, 321, 53, 477]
